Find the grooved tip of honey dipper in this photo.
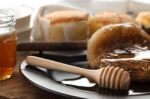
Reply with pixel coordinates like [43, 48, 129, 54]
[99, 66, 130, 90]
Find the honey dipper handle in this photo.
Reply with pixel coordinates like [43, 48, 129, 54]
[26, 56, 94, 77]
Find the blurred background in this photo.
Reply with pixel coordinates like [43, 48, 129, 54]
[1, 0, 150, 13]
[1, 0, 150, 42]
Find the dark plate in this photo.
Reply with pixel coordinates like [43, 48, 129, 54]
[20, 54, 150, 99]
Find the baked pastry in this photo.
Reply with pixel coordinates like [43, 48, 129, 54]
[44, 10, 89, 42]
[88, 12, 135, 38]
[87, 23, 150, 82]
[135, 12, 150, 35]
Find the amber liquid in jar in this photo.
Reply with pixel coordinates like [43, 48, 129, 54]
[0, 9, 17, 80]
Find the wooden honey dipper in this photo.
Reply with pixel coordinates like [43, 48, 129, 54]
[26, 56, 130, 90]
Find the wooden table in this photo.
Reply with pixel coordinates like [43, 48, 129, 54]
[0, 52, 69, 99]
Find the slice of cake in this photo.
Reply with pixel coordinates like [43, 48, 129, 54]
[44, 10, 89, 42]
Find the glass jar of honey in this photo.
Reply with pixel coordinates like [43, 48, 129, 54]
[0, 9, 17, 80]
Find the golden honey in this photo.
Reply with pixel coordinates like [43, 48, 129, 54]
[0, 9, 17, 80]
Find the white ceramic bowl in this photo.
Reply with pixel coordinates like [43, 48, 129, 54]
[13, 6, 32, 33]
[12, 6, 32, 42]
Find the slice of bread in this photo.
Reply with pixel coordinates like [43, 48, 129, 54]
[87, 23, 150, 82]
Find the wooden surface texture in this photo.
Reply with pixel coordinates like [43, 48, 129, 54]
[0, 53, 68, 99]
